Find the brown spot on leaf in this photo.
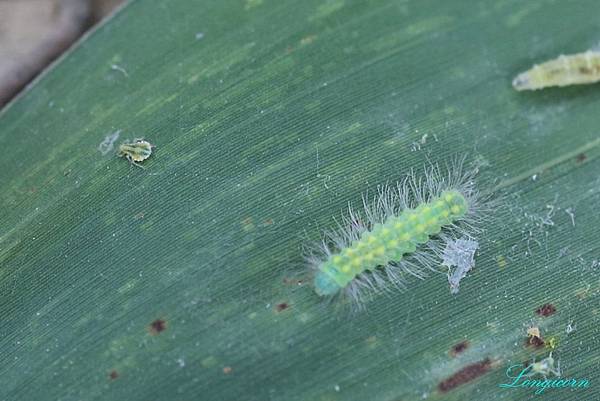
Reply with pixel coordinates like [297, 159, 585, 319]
[438, 358, 492, 393]
[576, 153, 587, 163]
[536, 304, 556, 317]
[148, 319, 167, 335]
[276, 302, 289, 312]
[109, 370, 119, 380]
[223, 366, 232, 374]
[263, 218, 274, 226]
[526, 335, 545, 348]
[450, 340, 469, 357]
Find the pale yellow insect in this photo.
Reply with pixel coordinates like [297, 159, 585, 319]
[117, 138, 154, 168]
[513, 51, 600, 91]
[526, 326, 541, 339]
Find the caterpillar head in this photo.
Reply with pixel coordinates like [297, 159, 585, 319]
[314, 270, 341, 296]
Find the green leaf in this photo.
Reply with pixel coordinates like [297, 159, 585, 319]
[1, 0, 599, 400]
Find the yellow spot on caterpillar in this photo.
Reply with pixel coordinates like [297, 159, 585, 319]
[409, 214, 418, 221]
[351, 257, 362, 267]
[513, 50, 600, 91]
[356, 242, 368, 250]
[341, 264, 351, 273]
[527, 326, 541, 338]
[364, 253, 375, 261]
[387, 239, 398, 248]
[332, 255, 343, 264]
[444, 193, 454, 202]
[426, 218, 437, 227]
[416, 224, 425, 233]
[394, 221, 404, 229]
[401, 232, 411, 241]
[381, 228, 391, 236]
[442, 210, 450, 218]
[374, 246, 385, 256]
[451, 205, 461, 214]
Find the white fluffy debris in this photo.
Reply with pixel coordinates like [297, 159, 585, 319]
[443, 237, 479, 294]
[98, 130, 121, 155]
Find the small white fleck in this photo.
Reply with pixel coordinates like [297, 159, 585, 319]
[111, 64, 129, 77]
[98, 130, 121, 155]
[565, 208, 575, 226]
[177, 358, 186, 368]
[334, 385, 340, 392]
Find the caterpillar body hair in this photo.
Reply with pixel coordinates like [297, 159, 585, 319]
[305, 157, 489, 308]
[513, 50, 600, 91]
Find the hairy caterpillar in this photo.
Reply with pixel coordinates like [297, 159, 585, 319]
[513, 51, 600, 91]
[306, 158, 487, 307]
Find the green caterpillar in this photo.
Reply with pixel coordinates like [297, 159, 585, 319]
[314, 190, 468, 296]
[513, 50, 600, 91]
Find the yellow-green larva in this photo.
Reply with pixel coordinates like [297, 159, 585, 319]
[307, 158, 486, 306]
[314, 190, 467, 296]
[117, 138, 154, 167]
[513, 51, 600, 91]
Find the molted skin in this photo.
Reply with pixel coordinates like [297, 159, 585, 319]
[314, 190, 468, 296]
